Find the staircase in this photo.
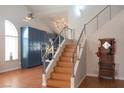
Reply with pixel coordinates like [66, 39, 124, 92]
[47, 43, 76, 88]
[42, 5, 124, 88]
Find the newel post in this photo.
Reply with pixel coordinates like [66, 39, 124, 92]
[42, 74, 47, 87]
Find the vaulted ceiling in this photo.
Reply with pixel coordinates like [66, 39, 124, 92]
[26, 5, 68, 19]
[25, 5, 107, 33]
[26, 5, 69, 33]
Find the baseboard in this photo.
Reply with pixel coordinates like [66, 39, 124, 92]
[115, 76, 124, 80]
[87, 73, 124, 80]
[87, 73, 98, 77]
[76, 75, 87, 88]
[0, 66, 21, 73]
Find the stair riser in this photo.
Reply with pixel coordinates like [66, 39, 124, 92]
[62, 53, 73, 57]
[47, 43, 75, 88]
[66, 46, 76, 49]
[51, 74, 70, 81]
[48, 80, 70, 88]
[64, 49, 75, 53]
[60, 57, 72, 62]
[65, 47, 75, 49]
[54, 68, 72, 74]
[57, 62, 72, 67]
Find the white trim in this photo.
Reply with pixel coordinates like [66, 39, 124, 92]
[72, 39, 86, 88]
[87, 73, 98, 77]
[43, 39, 66, 82]
[0, 66, 20, 73]
[5, 35, 18, 38]
[87, 73, 124, 80]
[74, 60, 79, 76]
[41, 39, 66, 87]
[71, 75, 86, 88]
[46, 39, 66, 74]
[116, 77, 124, 80]
[74, 38, 86, 76]
[42, 74, 47, 87]
[75, 75, 86, 88]
[70, 77, 75, 88]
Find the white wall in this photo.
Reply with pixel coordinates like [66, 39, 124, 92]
[68, 5, 124, 79]
[86, 7, 124, 79]
[0, 5, 51, 73]
[74, 42, 86, 87]
[68, 6, 83, 40]
[68, 5, 106, 41]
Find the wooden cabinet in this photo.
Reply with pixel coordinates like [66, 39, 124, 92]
[96, 38, 115, 79]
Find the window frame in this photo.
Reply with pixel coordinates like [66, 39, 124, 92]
[5, 20, 19, 62]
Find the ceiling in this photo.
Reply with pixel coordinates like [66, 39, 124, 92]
[26, 5, 69, 33]
[26, 5, 68, 20]
[25, 5, 106, 33]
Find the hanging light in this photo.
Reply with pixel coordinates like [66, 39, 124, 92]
[23, 13, 34, 22]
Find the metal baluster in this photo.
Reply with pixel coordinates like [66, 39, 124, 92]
[59, 35, 61, 47]
[72, 54, 75, 77]
[70, 29, 73, 40]
[84, 24, 86, 37]
[52, 45, 54, 59]
[109, 5, 111, 20]
[73, 29, 75, 41]
[78, 44, 80, 56]
[65, 28, 66, 39]
[96, 16, 98, 30]
[41, 43, 46, 74]
[42, 56, 46, 74]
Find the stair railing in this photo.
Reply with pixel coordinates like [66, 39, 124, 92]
[42, 26, 73, 74]
[72, 24, 86, 77]
[70, 5, 124, 87]
[72, 5, 113, 79]
[86, 5, 111, 29]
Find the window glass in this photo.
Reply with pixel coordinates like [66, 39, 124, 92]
[5, 20, 18, 61]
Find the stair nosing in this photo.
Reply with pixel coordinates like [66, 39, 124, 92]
[48, 79, 70, 83]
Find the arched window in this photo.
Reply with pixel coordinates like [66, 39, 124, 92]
[5, 20, 18, 61]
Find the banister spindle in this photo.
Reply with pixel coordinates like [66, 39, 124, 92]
[71, 29, 73, 40]
[96, 16, 98, 30]
[65, 27, 66, 39]
[109, 5, 111, 20]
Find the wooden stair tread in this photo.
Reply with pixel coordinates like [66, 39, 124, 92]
[51, 72, 71, 76]
[59, 60, 72, 63]
[65, 44, 75, 47]
[62, 52, 73, 57]
[47, 79, 70, 88]
[58, 61, 73, 64]
[57, 62, 72, 67]
[60, 57, 72, 62]
[47, 42, 75, 88]
[54, 67, 72, 74]
[61, 55, 72, 58]
[51, 72, 71, 81]
[65, 47, 75, 49]
[64, 47, 75, 50]
[55, 66, 72, 70]
[63, 52, 73, 54]
[64, 49, 75, 53]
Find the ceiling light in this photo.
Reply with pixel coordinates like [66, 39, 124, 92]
[23, 13, 34, 22]
[79, 5, 85, 11]
[75, 5, 85, 16]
